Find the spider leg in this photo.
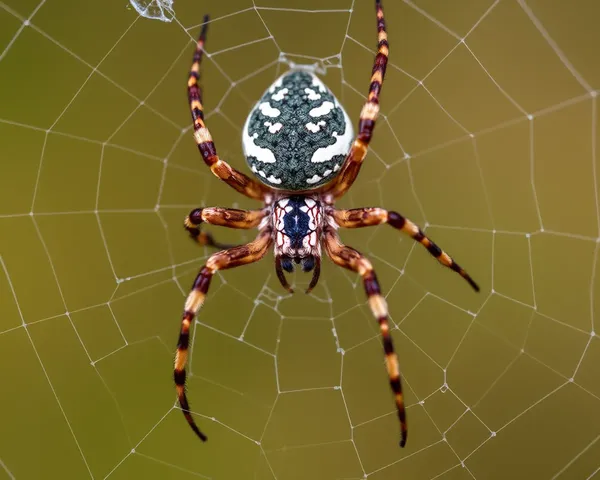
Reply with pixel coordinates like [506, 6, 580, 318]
[188, 17, 269, 201]
[331, 208, 480, 291]
[323, 226, 407, 448]
[185, 207, 267, 250]
[174, 227, 273, 441]
[322, 0, 388, 200]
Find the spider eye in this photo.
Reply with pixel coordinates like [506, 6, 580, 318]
[301, 256, 315, 272]
[281, 256, 294, 273]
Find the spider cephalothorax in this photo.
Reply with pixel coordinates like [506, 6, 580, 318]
[175, 0, 480, 450]
[273, 195, 324, 293]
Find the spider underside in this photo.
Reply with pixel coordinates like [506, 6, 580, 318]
[175, 0, 480, 449]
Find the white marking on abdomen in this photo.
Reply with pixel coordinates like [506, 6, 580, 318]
[306, 120, 326, 133]
[306, 174, 323, 184]
[258, 102, 280, 117]
[310, 105, 353, 163]
[305, 87, 321, 100]
[311, 132, 350, 163]
[271, 87, 289, 101]
[242, 131, 276, 163]
[310, 101, 334, 117]
[264, 121, 283, 133]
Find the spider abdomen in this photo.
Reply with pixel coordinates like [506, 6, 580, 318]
[242, 71, 354, 191]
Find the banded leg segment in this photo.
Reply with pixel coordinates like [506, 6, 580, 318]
[323, 227, 407, 447]
[331, 208, 480, 292]
[323, 0, 389, 200]
[184, 207, 267, 250]
[188, 18, 268, 201]
[174, 228, 273, 441]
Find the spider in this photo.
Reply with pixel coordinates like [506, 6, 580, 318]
[174, 0, 479, 449]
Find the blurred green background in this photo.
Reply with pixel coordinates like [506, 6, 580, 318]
[1, 0, 600, 478]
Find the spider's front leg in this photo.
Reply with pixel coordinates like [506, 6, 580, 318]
[188, 17, 269, 201]
[184, 207, 267, 250]
[175, 227, 273, 441]
[323, 226, 407, 448]
[331, 208, 480, 291]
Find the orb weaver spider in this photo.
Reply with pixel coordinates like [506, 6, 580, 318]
[174, 0, 479, 449]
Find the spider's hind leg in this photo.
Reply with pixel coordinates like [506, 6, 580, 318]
[323, 226, 407, 448]
[185, 207, 267, 250]
[175, 227, 273, 441]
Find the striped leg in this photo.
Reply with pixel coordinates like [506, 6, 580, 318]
[174, 228, 273, 441]
[322, 0, 389, 200]
[184, 207, 267, 250]
[323, 227, 407, 448]
[331, 208, 480, 291]
[188, 17, 269, 201]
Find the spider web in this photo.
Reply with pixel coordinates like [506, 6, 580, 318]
[1, 0, 599, 478]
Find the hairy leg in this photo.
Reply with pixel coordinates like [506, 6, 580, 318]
[331, 207, 480, 291]
[174, 227, 273, 441]
[323, 226, 407, 447]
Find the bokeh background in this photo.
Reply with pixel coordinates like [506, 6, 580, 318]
[1, 0, 600, 478]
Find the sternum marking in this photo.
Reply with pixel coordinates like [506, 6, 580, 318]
[274, 196, 322, 257]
